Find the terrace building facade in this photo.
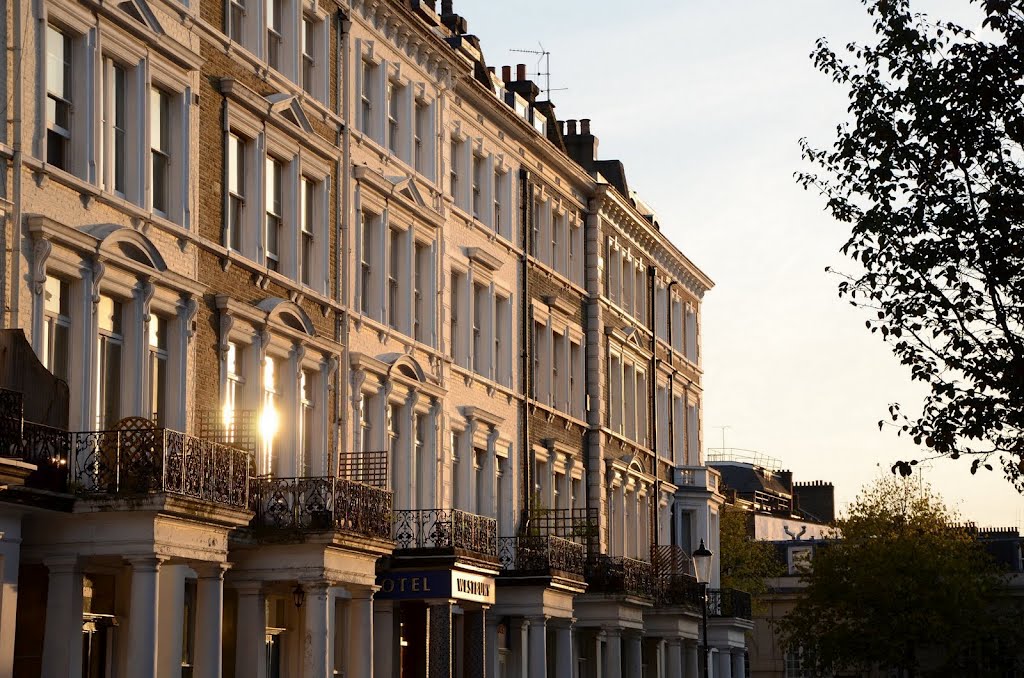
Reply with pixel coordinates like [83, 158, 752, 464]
[0, 0, 751, 677]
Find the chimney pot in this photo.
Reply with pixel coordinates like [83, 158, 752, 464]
[442, 0, 453, 14]
[487, 66, 495, 74]
[558, 120, 565, 135]
[580, 118, 591, 135]
[567, 119, 578, 135]
[517, 63, 527, 80]
[502, 65, 511, 82]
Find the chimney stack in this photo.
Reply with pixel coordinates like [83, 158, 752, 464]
[580, 119, 591, 135]
[502, 65, 511, 82]
[516, 63, 527, 80]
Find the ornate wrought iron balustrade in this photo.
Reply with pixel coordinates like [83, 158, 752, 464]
[498, 535, 587, 576]
[393, 508, 497, 557]
[707, 588, 753, 619]
[249, 475, 393, 540]
[586, 555, 656, 599]
[72, 428, 251, 509]
[656, 573, 704, 607]
[0, 388, 71, 472]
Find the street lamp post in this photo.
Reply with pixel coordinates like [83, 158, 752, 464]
[692, 539, 713, 678]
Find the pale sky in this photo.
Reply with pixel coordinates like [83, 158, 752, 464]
[456, 0, 1024, 528]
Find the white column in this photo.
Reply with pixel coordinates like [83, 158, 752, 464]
[41, 556, 84, 678]
[195, 564, 229, 678]
[625, 633, 642, 678]
[730, 649, 745, 678]
[593, 631, 604, 678]
[716, 649, 732, 678]
[234, 584, 267, 678]
[527, 615, 547, 678]
[555, 622, 574, 678]
[665, 639, 682, 678]
[373, 599, 395, 678]
[156, 564, 186, 678]
[347, 588, 375, 678]
[603, 628, 621, 678]
[303, 583, 331, 678]
[513, 618, 529, 678]
[485, 617, 499, 678]
[0, 517, 22, 678]
[127, 557, 165, 678]
[654, 638, 666, 678]
[684, 641, 699, 678]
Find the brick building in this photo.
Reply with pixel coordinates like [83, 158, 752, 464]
[0, 0, 751, 677]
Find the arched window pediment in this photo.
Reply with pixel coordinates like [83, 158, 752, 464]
[257, 298, 316, 337]
[90, 225, 168, 273]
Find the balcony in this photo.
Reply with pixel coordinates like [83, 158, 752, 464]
[498, 535, 587, 577]
[585, 555, 656, 600]
[72, 427, 251, 510]
[673, 465, 721, 493]
[249, 475, 393, 541]
[656, 573, 704, 608]
[708, 587, 753, 620]
[392, 508, 497, 558]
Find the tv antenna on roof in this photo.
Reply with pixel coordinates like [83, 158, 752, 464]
[510, 43, 568, 101]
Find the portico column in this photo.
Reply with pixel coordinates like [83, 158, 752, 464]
[665, 638, 682, 678]
[127, 556, 166, 678]
[654, 638, 667, 678]
[234, 584, 267, 678]
[303, 582, 331, 678]
[195, 563, 229, 678]
[373, 599, 395, 678]
[513, 618, 530, 678]
[347, 587, 375, 678]
[625, 632, 642, 678]
[427, 600, 453, 678]
[485, 616, 499, 678]
[41, 556, 84, 678]
[716, 649, 733, 678]
[731, 649, 745, 678]
[684, 641, 699, 678]
[593, 630, 604, 678]
[603, 628, 622, 678]
[527, 615, 548, 678]
[555, 620, 575, 678]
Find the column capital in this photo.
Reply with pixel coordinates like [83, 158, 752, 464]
[193, 562, 231, 579]
[127, 556, 168, 572]
[232, 581, 265, 596]
[43, 555, 81, 574]
[348, 584, 378, 601]
[602, 625, 622, 639]
[526, 614, 549, 626]
[300, 580, 331, 593]
[666, 637, 683, 649]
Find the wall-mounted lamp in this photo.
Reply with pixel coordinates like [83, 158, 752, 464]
[293, 584, 305, 608]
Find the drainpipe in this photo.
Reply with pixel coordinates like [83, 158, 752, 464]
[519, 167, 531, 530]
[649, 264, 659, 550]
[335, 10, 351, 476]
[8, 0, 27, 330]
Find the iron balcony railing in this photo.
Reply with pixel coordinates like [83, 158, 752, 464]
[498, 535, 587, 577]
[586, 555, 656, 599]
[393, 508, 497, 557]
[656, 573, 704, 607]
[708, 587, 753, 620]
[521, 507, 600, 548]
[249, 475, 393, 541]
[72, 428, 251, 509]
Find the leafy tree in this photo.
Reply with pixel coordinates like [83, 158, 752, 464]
[799, 0, 1024, 488]
[777, 477, 1019, 677]
[718, 507, 785, 598]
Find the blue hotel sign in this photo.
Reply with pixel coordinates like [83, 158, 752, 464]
[376, 570, 495, 604]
